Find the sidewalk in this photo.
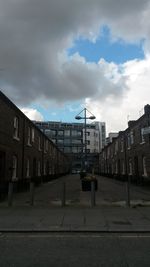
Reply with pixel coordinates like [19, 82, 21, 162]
[0, 174, 150, 233]
[0, 206, 150, 232]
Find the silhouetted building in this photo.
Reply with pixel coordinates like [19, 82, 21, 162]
[99, 105, 150, 182]
[0, 91, 69, 197]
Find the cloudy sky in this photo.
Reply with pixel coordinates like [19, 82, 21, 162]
[0, 0, 150, 134]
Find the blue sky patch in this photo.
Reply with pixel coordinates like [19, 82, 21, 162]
[68, 26, 145, 64]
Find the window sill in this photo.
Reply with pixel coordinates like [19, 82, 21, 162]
[142, 174, 148, 177]
[140, 142, 145, 145]
[27, 143, 32, 147]
[12, 177, 18, 182]
[13, 136, 20, 141]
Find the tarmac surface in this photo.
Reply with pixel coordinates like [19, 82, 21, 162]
[0, 174, 150, 233]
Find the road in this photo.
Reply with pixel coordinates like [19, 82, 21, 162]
[0, 232, 150, 267]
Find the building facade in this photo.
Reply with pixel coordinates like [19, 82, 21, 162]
[99, 105, 150, 182]
[0, 91, 69, 197]
[34, 120, 106, 172]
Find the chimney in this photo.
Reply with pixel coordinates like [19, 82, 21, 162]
[144, 104, 150, 115]
[128, 120, 136, 128]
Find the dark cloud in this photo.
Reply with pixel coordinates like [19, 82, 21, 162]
[0, 0, 149, 105]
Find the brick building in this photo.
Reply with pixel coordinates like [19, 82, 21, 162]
[0, 91, 69, 196]
[99, 104, 150, 182]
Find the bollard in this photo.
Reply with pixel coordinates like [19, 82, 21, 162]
[8, 182, 13, 207]
[91, 181, 96, 207]
[61, 182, 66, 207]
[126, 176, 131, 207]
[30, 182, 34, 206]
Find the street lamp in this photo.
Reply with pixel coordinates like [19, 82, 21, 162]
[75, 108, 96, 172]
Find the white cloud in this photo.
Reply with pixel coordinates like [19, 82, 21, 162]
[84, 55, 150, 134]
[0, 0, 150, 132]
[21, 108, 44, 121]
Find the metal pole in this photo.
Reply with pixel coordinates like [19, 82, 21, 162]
[126, 175, 131, 207]
[61, 182, 66, 207]
[124, 134, 130, 207]
[30, 181, 34, 206]
[91, 181, 96, 207]
[8, 182, 13, 206]
[84, 108, 87, 172]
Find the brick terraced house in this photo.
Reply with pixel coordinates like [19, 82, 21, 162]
[0, 91, 69, 198]
[99, 104, 150, 183]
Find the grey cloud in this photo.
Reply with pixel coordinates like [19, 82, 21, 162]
[0, 0, 149, 106]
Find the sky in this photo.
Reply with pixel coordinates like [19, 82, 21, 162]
[0, 0, 150, 135]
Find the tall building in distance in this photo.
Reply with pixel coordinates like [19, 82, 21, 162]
[106, 132, 119, 145]
[34, 120, 106, 171]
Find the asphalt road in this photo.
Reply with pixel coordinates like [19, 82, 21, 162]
[0, 232, 150, 267]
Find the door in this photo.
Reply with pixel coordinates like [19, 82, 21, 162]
[0, 151, 5, 181]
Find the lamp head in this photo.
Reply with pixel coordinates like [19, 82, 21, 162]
[88, 116, 96, 120]
[75, 115, 82, 120]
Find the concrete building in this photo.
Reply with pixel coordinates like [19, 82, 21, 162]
[34, 120, 106, 172]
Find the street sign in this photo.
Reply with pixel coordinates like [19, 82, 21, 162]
[142, 126, 150, 135]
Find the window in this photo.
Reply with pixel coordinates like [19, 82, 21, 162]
[115, 162, 118, 174]
[72, 130, 77, 136]
[38, 136, 42, 151]
[142, 156, 147, 176]
[51, 130, 56, 137]
[44, 161, 46, 175]
[57, 139, 63, 144]
[12, 155, 18, 180]
[64, 130, 70, 136]
[72, 147, 78, 153]
[13, 116, 19, 139]
[45, 129, 51, 135]
[44, 140, 48, 153]
[64, 147, 71, 153]
[107, 147, 110, 158]
[27, 127, 31, 145]
[122, 161, 125, 174]
[58, 130, 63, 136]
[130, 131, 134, 145]
[26, 159, 30, 177]
[141, 128, 145, 143]
[115, 141, 118, 154]
[38, 161, 41, 176]
[72, 139, 82, 144]
[87, 140, 90, 145]
[129, 159, 132, 175]
[127, 134, 131, 149]
[77, 131, 82, 137]
[64, 139, 71, 145]
[121, 139, 124, 152]
[31, 128, 35, 142]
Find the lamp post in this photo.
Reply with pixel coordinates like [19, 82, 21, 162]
[75, 108, 96, 172]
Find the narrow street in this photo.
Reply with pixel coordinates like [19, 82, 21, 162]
[1, 174, 150, 208]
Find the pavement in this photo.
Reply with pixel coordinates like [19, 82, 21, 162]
[0, 174, 150, 233]
[0, 206, 150, 232]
